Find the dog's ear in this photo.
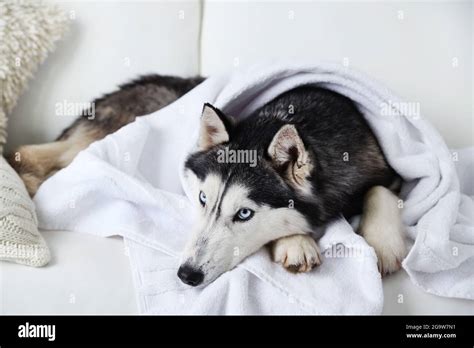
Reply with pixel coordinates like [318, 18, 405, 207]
[198, 103, 231, 151]
[267, 125, 313, 193]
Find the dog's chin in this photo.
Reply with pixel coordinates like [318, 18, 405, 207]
[198, 275, 218, 287]
[186, 263, 235, 287]
[179, 250, 252, 287]
[200, 265, 232, 286]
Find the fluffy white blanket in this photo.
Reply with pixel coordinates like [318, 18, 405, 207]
[34, 62, 474, 314]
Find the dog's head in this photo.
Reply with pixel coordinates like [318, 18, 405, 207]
[179, 103, 316, 286]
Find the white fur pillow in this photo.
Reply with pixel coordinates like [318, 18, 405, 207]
[0, 1, 69, 266]
[0, 1, 69, 153]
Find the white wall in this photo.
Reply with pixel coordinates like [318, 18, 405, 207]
[6, 1, 473, 150]
[201, 0, 473, 148]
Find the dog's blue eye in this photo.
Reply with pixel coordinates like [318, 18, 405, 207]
[199, 191, 206, 206]
[235, 208, 254, 222]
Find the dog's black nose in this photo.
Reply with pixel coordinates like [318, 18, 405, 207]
[177, 265, 204, 286]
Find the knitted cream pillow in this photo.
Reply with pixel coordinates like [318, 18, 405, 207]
[0, 157, 50, 266]
[0, 1, 69, 266]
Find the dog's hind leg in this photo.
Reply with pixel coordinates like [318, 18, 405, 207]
[8, 124, 100, 196]
[9, 141, 69, 196]
[358, 185, 406, 275]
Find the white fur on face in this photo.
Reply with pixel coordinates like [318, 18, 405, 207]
[181, 170, 312, 285]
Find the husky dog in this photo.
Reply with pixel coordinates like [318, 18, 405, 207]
[9, 75, 406, 287]
[180, 87, 406, 286]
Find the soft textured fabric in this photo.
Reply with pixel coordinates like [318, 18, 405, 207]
[0, 157, 50, 266]
[0, 0, 69, 153]
[34, 62, 474, 313]
[0, 110, 6, 155]
[0, 0, 69, 266]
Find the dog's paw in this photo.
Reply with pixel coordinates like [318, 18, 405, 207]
[374, 244, 406, 276]
[271, 234, 321, 273]
[362, 225, 406, 276]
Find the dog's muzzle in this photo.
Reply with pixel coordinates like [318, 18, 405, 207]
[177, 264, 204, 286]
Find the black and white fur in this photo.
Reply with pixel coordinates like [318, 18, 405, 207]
[180, 86, 406, 286]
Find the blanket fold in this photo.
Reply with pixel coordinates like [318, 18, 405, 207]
[34, 62, 474, 314]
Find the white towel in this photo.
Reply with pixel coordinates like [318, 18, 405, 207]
[34, 62, 474, 314]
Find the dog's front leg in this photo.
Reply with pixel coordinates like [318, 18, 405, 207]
[271, 234, 322, 273]
[358, 185, 406, 275]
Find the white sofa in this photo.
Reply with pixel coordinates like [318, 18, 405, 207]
[1, 0, 473, 314]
